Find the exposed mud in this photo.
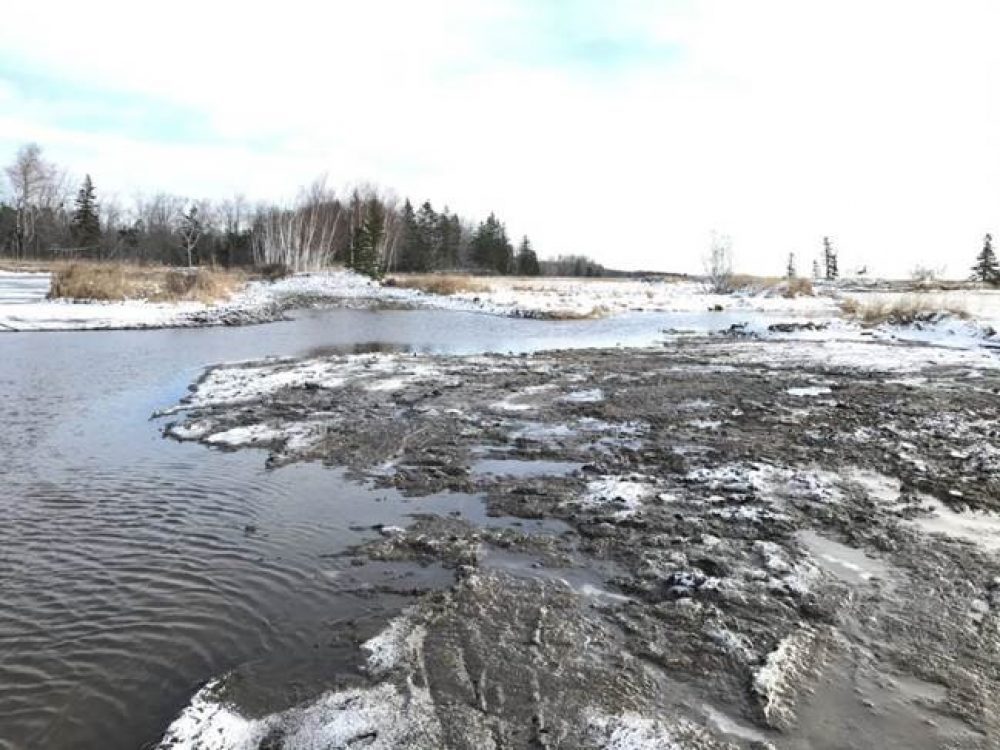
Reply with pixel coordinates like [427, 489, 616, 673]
[158, 338, 1000, 749]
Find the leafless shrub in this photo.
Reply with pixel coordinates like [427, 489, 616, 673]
[783, 277, 814, 298]
[703, 232, 733, 293]
[840, 295, 969, 325]
[910, 264, 945, 284]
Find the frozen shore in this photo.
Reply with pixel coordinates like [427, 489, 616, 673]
[4, 270, 1000, 357]
[0, 269, 835, 332]
[155, 334, 1000, 749]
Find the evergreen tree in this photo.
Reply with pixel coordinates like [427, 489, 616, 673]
[812, 258, 821, 279]
[972, 233, 999, 284]
[416, 201, 440, 269]
[471, 213, 513, 273]
[396, 199, 423, 272]
[397, 199, 444, 271]
[437, 207, 461, 269]
[71, 174, 101, 248]
[786, 252, 796, 279]
[350, 200, 384, 279]
[823, 236, 839, 280]
[515, 235, 540, 275]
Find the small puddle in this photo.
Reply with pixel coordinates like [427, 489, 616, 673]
[470, 458, 583, 478]
[479, 548, 631, 604]
[402, 491, 574, 536]
[893, 674, 948, 704]
[910, 496, 1000, 553]
[797, 530, 894, 585]
[701, 703, 772, 744]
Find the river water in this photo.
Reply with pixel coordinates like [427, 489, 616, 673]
[3, 299, 777, 750]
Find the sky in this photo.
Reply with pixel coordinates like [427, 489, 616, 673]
[1, 0, 998, 276]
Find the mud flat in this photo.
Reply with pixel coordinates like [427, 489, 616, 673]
[158, 336, 1000, 749]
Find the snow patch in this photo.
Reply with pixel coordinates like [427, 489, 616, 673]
[910, 495, 1000, 553]
[158, 613, 440, 749]
[753, 627, 820, 729]
[583, 709, 711, 750]
[574, 477, 652, 518]
[204, 424, 284, 447]
[559, 388, 605, 403]
[157, 680, 441, 750]
[362, 611, 425, 677]
[787, 386, 832, 397]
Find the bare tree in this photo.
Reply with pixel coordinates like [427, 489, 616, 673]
[178, 205, 203, 267]
[220, 194, 247, 235]
[252, 177, 347, 271]
[911, 263, 945, 284]
[703, 231, 734, 293]
[4, 143, 63, 258]
[133, 192, 186, 262]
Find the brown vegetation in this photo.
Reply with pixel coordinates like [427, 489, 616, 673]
[715, 274, 814, 297]
[784, 277, 814, 298]
[48, 263, 245, 303]
[840, 294, 969, 325]
[384, 274, 491, 296]
[540, 305, 610, 320]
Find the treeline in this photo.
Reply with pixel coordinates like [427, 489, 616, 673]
[0, 142, 613, 278]
[540, 255, 606, 277]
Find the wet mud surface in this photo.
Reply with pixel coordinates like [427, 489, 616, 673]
[159, 338, 1000, 748]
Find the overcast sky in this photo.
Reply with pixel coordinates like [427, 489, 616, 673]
[1, 1, 998, 276]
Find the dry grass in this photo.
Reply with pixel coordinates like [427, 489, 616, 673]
[48, 263, 245, 303]
[784, 277, 814, 298]
[840, 294, 970, 326]
[384, 274, 491, 296]
[714, 274, 813, 297]
[726, 274, 784, 293]
[541, 305, 611, 320]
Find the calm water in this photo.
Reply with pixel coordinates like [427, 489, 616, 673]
[3, 304, 738, 750]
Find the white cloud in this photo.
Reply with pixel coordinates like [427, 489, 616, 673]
[1, 0, 998, 276]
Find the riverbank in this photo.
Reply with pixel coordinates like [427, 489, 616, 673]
[4, 269, 1000, 353]
[156, 334, 1000, 749]
[1, 268, 835, 332]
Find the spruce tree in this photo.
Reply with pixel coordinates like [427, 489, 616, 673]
[786, 252, 796, 279]
[396, 199, 421, 272]
[416, 201, 439, 269]
[437, 207, 461, 269]
[972, 233, 999, 284]
[812, 258, 821, 280]
[350, 200, 384, 279]
[516, 235, 540, 275]
[823, 237, 839, 280]
[71, 174, 101, 248]
[471, 213, 506, 272]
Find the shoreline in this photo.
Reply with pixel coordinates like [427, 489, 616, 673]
[3, 271, 999, 358]
[156, 336, 1000, 748]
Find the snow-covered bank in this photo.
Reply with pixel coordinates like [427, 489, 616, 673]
[0, 270, 836, 332]
[4, 269, 1000, 354]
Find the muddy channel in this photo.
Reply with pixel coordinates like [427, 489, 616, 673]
[158, 336, 1000, 749]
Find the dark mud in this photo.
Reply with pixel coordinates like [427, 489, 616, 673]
[159, 338, 1000, 749]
